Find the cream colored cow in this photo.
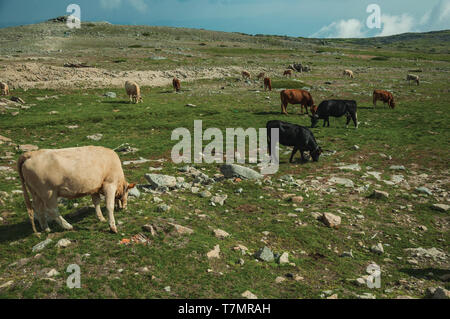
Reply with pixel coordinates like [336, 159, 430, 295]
[18, 146, 135, 234]
[125, 81, 143, 103]
[0, 82, 9, 95]
[343, 69, 354, 78]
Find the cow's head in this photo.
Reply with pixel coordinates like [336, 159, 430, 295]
[311, 146, 322, 162]
[389, 98, 396, 108]
[115, 182, 136, 210]
[310, 114, 319, 128]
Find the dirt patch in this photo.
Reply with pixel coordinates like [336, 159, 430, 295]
[2, 62, 243, 90]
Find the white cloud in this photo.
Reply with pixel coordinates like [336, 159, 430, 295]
[311, 18, 365, 38]
[420, 0, 450, 30]
[378, 14, 415, 36]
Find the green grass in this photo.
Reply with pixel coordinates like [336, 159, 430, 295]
[0, 22, 449, 299]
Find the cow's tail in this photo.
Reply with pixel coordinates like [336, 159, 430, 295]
[17, 153, 38, 234]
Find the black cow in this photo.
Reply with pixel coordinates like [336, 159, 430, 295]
[310, 100, 358, 128]
[266, 120, 322, 163]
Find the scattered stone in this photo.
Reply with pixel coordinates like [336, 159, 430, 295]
[254, 246, 274, 262]
[213, 229, 230, 239]
[340, 250, 354, 258]
[370, 190, 389, 199]
[338, 163, 361, 171]
[104, 92, 117, 98]
[0, 280, 14, 289]
[427, 287, 450, 299]
[405, 247, 446, 260]
[416, 186, 432, 196]
[199, 190, 212, 198]
[353, 145, 360, 150]
[321, 212, 341, 228]
[290, 196, 304, 204]
[55, 238, 71, 248]
[431, 204, 449, 212]
[277, 252, 289, 264]
[390, 165, 406, 171]
[366, 171, 382, 181]
[157, 204, 171, 213]
[168, 223, 194, 235]
[357, 293, 376, 299]
[123, 157, 150, 166]
[86, 133, 103, 141]
[128, 187, 140, 198]
[210, 195, 227, 206]
[275, 276, 286, 283]
[32, 239, 53, 252]
[207, 245, 221, 259]
[220, 164, 263, 180]
[46, 269, 60, 277]
[145, 174, 177, 188]
[329, 177, 354, 188]
[371, 243, 384, 254]
[164, 286, 171, 292]
[241, 290, 258, 299]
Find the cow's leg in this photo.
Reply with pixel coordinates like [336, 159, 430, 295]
[327, 118, 330, 127]
[46, 193, 73, 231]
[104, 184, 118, 233]
[373, 96, 377, 107]
[289, 147, 298, 163]
[31, 193, 50, 232]
[92, 193, 106, 222]
[300, 150, 307, 162]
[353, 112, 358, 128]
[346, 113, 352, 128]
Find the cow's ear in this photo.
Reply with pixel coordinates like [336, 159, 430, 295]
[127, 183, 136, 190]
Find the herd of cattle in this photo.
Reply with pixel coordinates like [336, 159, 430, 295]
[0, 68, 421, 234]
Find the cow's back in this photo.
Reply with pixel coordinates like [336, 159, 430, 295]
[22, 146, 124, 197]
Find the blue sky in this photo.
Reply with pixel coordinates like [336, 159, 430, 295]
[0, 0, 449, 38]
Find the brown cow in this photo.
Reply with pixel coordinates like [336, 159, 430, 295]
[242, 71, 251, 80]
[264, 77, 272, 91]
[257, 72, 266, 80]
[18, 146, 136, 234]
[283, 70, 293, 78]
[373, 90, 396, 108]
[280, 89, 315, 115]
[173, 77, 181, 92]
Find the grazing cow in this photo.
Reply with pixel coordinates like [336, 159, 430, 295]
[242, 71, 251, 79]
[264, 77, 272, 91]
[257, 72, 266, 80]
[267, 120, 322, 163]
[373, 89, 396, 108]
[172, 77, 181, 92]
[343, 69, 354, 78]
[0, 82, 9, 96]
[18, 146, 136, 234]
[125, 81, 143, 104]
[406, 74, 420, 86]
[283, 70, 293, 78]
[310, 100, 358, 128]
[280, 89, 315, 115]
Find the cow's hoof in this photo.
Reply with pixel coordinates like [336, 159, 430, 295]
[98, 216, 107, 222]
[110, 226, 118, 234]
